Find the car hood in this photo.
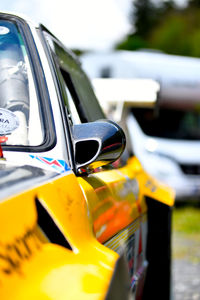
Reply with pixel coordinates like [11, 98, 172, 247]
[145, 137, 200, 164]
[0, 162, 58, 201]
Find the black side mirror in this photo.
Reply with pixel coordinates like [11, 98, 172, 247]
[72, 120, 126, 173]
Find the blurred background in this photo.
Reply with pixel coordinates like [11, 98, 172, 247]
[1, 0, 195, 54]
[2, 0, 200, 299]
[0, 0, 197, 56]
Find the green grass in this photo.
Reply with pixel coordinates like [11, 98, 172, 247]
[172, 204, 200, 262]
[173, 204, 200, 235]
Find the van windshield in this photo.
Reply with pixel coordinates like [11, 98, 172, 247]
[0, 20, 44, 146]
[132, 107, 200, 140]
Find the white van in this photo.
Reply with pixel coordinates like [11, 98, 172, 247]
[81, 51, 200, 201]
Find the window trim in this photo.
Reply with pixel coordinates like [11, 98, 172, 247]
[40, 25, 105, 123]
[0, 13, 56, 152]
[39, 26, 75, 170]
[59, 67, 88, 123]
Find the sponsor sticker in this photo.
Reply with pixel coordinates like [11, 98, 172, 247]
[0, 26, 10, 35]
[0, 108, 19, 135]
[29, 155, 70, 173]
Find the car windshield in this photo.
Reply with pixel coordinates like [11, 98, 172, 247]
[132, 107, 200, 140]
[0, 20, 44, 146]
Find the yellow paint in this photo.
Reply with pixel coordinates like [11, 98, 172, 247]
[78, 169, 140, 243]
[0, 154, 174, 299]
[125, 157, 175, 207]
[0, 173, 119, 300]
[78, 155, 174, 245]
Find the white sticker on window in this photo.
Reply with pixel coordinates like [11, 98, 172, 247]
[0, 108, 19, 135]
[0, 26, 10, 35]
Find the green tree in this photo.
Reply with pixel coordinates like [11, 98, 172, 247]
[116, 0, 160, 50]
[148, 13, 189, 55]
[133, 0, 160, 38]
[149, 7, 200, 57]
[115, 0, 177, 51]
[116, 0, 200, 57]
[188, 0, 200, 7]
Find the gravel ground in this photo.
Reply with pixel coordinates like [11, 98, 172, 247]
[172, 232, 200, 300]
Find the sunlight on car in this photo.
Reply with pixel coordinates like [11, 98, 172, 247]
[0, 12, 174, 300]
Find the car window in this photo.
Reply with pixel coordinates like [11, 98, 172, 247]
[43, 32, 105, 124]
[0, 20, 44, 146]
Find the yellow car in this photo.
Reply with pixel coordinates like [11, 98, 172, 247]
[0, 12, 174, 300]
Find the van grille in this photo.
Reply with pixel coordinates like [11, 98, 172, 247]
[180, 164, 200, 175]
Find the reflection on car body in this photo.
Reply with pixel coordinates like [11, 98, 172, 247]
[0, 12, 174, 300]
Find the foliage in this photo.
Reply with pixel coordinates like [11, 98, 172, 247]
[116, 0, 162, 51]
[116, 35, 147, 51]
[131, 0, 160, 38]
[149, 8, 200, 57]
[116, 0, 200, 57]
[189, 0, 200, 7]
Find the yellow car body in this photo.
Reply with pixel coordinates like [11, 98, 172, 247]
[0, 12, 174, 300]
[0, 156, 174, 300]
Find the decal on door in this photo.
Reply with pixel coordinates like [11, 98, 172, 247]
[0, 225, 42, 278]
[29, 155, 70, 173]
